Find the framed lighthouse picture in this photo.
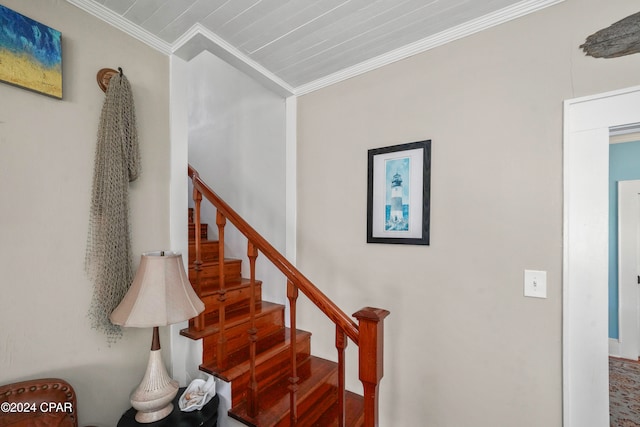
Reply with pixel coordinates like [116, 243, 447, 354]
[367, 140, 431, 245]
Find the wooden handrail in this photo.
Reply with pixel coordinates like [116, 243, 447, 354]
[188, 165, 360, 344]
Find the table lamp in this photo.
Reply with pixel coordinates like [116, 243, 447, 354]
[110, 251, 205, 423]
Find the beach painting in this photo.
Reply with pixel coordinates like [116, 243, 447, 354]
[0, 5, 62, 99]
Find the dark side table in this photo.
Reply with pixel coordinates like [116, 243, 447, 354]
[117, 388, 219, 427]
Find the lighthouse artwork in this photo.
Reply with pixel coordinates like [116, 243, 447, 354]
[385, 157, 410, 231]
[367, 139, 430, 245]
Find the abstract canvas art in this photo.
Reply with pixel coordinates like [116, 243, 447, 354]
[0, 5, 62, 99]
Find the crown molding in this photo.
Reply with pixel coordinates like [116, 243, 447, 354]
[66, 0, 172, 55]
[295, 0, 565, 95]
[172, 24, 295, 97]
[67, 0, 563, 96]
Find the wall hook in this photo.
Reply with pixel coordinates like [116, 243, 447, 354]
[96, 67, 122, 93]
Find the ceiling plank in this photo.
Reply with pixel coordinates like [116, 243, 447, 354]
[139, 0, 199, 34]
[157, 0, 229, 42]
[248, 0, 383, 57]
[218, 0, 292, 35]
[252, 0, 436, 66]
[200, 0, 262, 33]
[103, 0, 135, 15]
[233, 0, 348, 52]
[122, 0, 169, 25]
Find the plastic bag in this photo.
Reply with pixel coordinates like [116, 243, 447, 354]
[179, 376, 216, 412]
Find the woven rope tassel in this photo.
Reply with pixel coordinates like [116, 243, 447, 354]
[86, 73, 140, 343]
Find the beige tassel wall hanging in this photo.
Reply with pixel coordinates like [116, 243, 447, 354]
[86, 67, 141, 343]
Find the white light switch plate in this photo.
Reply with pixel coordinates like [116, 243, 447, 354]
[524, 270, 547, 298]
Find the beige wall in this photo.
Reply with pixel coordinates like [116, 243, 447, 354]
[0, 1, 170, 425]
[296, 0, 640, 425]
[187, 51, 288, 305]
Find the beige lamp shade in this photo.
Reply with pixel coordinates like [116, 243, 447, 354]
[110, 251, 204, 327]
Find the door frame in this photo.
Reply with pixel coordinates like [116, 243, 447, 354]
[563, 85, 640, 427]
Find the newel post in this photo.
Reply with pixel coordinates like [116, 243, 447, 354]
[353, 307, 390, 427]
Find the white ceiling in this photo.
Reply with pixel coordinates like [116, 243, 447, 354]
[68, 0, 564, 95]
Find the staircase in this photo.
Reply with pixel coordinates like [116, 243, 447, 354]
[181, 165, 389, 427]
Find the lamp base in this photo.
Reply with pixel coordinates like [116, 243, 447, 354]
[130, 348, 179, 423]
[133, 400, 175, 424]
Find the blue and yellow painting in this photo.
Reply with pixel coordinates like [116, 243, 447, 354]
[0, 5, 62, 99]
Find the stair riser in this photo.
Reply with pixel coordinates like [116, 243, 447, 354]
[201, 283, 262, 318]
[231, 337, 311, 407]
[188, 223, 208, 240]
[294, 386, 339, 427]
[189, 260, 242, 289]
[306, 391, 365, 427]
[274, 375, 338, 427]
[203, 309, 284, 364]
[189, 240, 219, 263]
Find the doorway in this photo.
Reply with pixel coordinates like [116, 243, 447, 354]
[563, 85, 640, 427]
[610, 138, 640, 360]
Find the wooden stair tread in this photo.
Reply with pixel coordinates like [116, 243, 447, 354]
[201, 327, 311, 382]
[229, 356, 339, 427]
[189, 257, 242, 269]
[180, 301, 284, 340]
[188, 239, 217, 246]
[198, 277, 262, 298]
[189, 239, 217, 245]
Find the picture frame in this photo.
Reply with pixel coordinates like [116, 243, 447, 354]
[367, 140, 431, 245]
[0, 5, 62, 99]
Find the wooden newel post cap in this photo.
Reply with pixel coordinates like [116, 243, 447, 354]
[353, 307, 390, 322]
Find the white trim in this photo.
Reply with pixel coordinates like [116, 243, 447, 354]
[172, 24, 295, 97]
[609, 338, 621, 357]
[167, 55, 192, 387]
[65, 0, 172, 54]
[67, 0, 563, 96]
[563, 84, 640, 427]
[285, 96, 298, 265]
